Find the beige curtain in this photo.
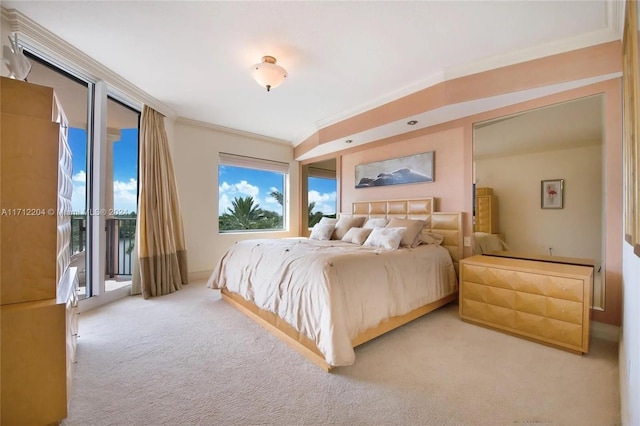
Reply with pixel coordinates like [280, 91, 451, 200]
[132, 105, 188, 298]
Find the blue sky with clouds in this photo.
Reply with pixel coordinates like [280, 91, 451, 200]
[219, 167, 336, 216]
[69, 128, 139, 214]
[69, 128, 336, 217]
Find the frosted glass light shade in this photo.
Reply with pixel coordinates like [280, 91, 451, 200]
[250, 56, 287, 92]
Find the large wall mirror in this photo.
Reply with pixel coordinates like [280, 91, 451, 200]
[300, 158, 337, 233]
[472, 95, 606, 310]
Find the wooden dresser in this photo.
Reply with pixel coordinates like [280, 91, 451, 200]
[459, 254, 593, 354]
[1, 77, 78, 424]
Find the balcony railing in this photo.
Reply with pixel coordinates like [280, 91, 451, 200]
[106, 218, 135, 277]
[70, 216, 136, 280]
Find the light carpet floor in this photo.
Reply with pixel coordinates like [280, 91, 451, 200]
[63, 281, 620, 426]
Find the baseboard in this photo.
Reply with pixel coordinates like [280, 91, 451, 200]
[590, 321, 620, 342]
[189, 269, 213, 283]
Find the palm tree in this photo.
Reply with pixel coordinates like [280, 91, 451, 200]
[222, 196, 265, 230]
[270, 189, 283, 206]
[308, 201, 324, 227]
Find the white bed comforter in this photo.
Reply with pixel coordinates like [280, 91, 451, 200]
[207, 238, 457, 366]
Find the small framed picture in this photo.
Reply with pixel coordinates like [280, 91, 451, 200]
[541, 179, 564, 209]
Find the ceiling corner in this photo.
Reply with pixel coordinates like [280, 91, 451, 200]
[607, 0, 625, 39]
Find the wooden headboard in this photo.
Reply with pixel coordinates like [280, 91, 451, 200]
[348, 198, 463, 273]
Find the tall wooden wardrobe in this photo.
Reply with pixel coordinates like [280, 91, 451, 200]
[474, 186, 499, 234]
[1, 77, 78, 425]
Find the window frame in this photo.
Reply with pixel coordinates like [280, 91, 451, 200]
[218, 153, 289, 233]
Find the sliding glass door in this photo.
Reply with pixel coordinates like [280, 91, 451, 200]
[22, 50, 140, 304]
[105, 97, 139, 292]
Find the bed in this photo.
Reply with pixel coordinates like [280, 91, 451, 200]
[207, 198, 463, 371]
[472, 232, 510, 254]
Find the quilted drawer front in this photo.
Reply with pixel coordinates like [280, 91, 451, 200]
[546, 298, 583, 325]
[461, 298, 487, 322]
[461, 281, 487, 303]
[514, 291, 547, 317]
[484, 286, 516, 310]
[515, 311, 547, 339]
[485, 304, 516, 329]
[542, 277, 584, 302]
[506, 271, 583, 302]
[515, 292, 583, 325]
[461, 264, 515, 290]
[544, 318, 583, 347]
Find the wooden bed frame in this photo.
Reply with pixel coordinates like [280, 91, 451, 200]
[220, 198, 463, 371]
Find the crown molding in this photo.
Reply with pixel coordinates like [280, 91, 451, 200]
[296, 72, 620, 161]
[175, 117, 291, 147]
[298, 7, 622, 147]
[444, 28, 620, 81]
[607, 0, 625, 39]
[1, 7, 175, 118]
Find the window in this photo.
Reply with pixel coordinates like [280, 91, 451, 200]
[218, 153, 289, 232]
[307, 162, 337, 228]
[23, 52, 93, 299]
[308, 175, 337, 227]
[23, 47, 141, 304]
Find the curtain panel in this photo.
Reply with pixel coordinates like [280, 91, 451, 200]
[132, 106, 188, 298]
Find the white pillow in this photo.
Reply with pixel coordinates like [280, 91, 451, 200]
[386, 218, 425, 248]
[309, 223, 335, 240]
[332, 216, 366, 240]
[363, 217, 389, 229]
[363, 227, 407, 250]
[341, 227, 373, 245]
[319, 217, 338, 227]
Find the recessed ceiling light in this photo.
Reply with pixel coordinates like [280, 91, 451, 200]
[407, 120, 418, 125]
[345, 139, 353, 144]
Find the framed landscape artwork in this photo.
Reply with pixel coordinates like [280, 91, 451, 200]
[355, 151, 434, 188]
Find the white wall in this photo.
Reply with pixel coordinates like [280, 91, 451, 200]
[475, 143, 602, 263]
[172, 120, 299, 274]
[1, 25, 13, 77]
[621, 243, 640, 425]
[164, 116, 176, 155]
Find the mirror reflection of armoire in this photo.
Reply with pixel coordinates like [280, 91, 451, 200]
[1, 77, 78, 424]
[474, 187, 499, 234]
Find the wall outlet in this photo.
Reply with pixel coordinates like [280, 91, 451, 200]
[464, 236, 471, 247]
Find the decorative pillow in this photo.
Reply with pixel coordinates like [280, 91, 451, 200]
[309, 223, 335, 240]
[332, 216, 366, 240]
[319, 217, 338, 227]
[341, 227, 373, 245]
[363, 217, 389, 229]
[363, 227, 407, 250]
[386, 218, 425, 248]
[421, 231, 444, 246]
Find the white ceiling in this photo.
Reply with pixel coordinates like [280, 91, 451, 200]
[2, 1, 622, 152]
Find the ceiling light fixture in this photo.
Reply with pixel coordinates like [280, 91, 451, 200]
[407, 120, 418, 125]
[345, 139, 353, 144]
[250, 55, 287, 92]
